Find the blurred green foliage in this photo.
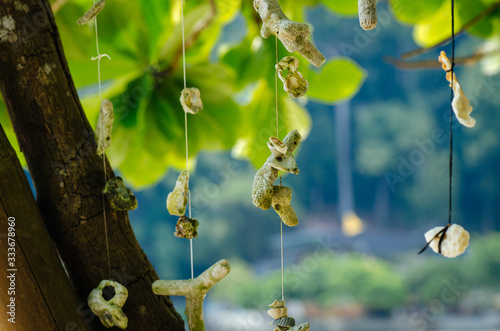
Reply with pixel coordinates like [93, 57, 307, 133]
[212, 233, 500, 312]
[0, 0, 367, 188]
[2, 0, 500, 189]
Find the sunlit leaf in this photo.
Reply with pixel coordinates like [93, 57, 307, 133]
[231, 79, 311, 168]
[322, 0, 358, 16]
[389, 0, 445, 24]
[305, 58, 365, 104]
[0, 98, 26, 167]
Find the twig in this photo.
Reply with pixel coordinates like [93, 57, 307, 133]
[51, 0, 68, 14]
[402, 0, 500, 59]
[157, 0, 217, 78]
[385, 48, 500, 70]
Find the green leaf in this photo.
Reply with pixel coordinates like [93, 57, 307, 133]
[0, 98, 26, 167]
[457, 0, 500, 39]
[215, 0, 242, 23]
[231, 79, 311, 168]
[389, 0, 445, 24]
[304, 58, 365, 104]
[322, 0, 358, 16]
[413, 2, 464, 47]
[82, 62, 242, 188]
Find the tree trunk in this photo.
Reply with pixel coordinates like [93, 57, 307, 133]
[0, 0, 184, 329]
[0, 124, 90, 331]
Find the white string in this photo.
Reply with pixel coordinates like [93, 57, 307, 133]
[91, 9, 110, 101]
[280, 220, 284, 301]
[91, 2, 111, 277]
[181, 0, 187, 90]
[275, 36, 284, 302]
[180, 0, 194, 280]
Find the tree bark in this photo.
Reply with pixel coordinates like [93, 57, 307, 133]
[0, 124, 90, 331]
[0, 0, 185, 329]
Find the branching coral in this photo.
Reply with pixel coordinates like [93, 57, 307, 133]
[253, 0, 325, 68]
[77, 0, 106, 25]
[152, 259, 231, 331]
[358, 0, 377, 30]
[252, 130, 301, 210]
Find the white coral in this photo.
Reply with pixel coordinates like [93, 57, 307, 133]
[438, 51, 476, 128]
[424, 224, 470, 258]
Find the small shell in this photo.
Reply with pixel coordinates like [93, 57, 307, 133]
[267, 307, 288, 320]
[269, 137, 287, 154]
[276, 56, 299, 72]
[174, 216, 199, 239]
[272, 316, 295, 327]
[180, 88, 203, 114]
[96, 99, 114, 156]
[77, 0, 106, 25]
[276, 56, 308, 98]
[167, 170, 189, 216]
[269, 300, 286, 308]
[103, 177, 138, 211]
[88, 280, 128, 329]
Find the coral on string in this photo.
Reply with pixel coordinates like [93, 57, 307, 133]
[439, 51, 476, 128]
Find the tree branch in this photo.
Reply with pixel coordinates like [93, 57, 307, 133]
[0, 124, 90, 330]
[401, 0, 500, 59]
[386, 48, 500, 70]
[0, 0, 185, 329]
[158, 0, 217, 78]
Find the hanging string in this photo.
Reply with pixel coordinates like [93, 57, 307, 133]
[448, 0, 455, 226]
[180, 0, 194, 280]
[275, 36, 279, 139]
[274, 35, 285, 302]
[91, 0, 111, 278]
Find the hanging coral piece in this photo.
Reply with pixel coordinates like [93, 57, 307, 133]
[167, 170, 190, 216]
[422, 223, 470, 258]
[438, 51, 476, 128]
[276, 56, 309, 98]
[180, 88, 203, 114]
[288, 323, 311, 331]
[268, 300, 288, 320]
[103, 177, 138, 211]
[253, 0, 325, 68]
[272, 186, 298, 227]
[174, 215, 199, 239]
[273, 316, 296, 328]
[88, 280, 128, 329]
[267, 300, 310, 331]
[96, 99, 114, 156]
[252, 130, 301, 210]
[358, 0, 377, 30]
[152, 259, 231, 331]
[77, 0, 106, 25]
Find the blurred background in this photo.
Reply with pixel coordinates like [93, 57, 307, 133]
[130, 3, 500, 330]
[3, 0, 500, 330]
